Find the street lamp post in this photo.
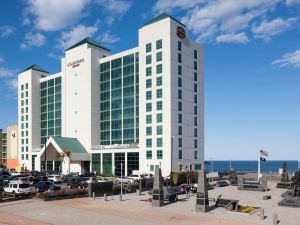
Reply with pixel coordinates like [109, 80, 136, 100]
[171, 136, 174, 173]
[121, 162, 123, 196]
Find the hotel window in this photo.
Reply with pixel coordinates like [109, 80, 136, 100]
[194, 49, 198, 59]
[21, 85, 24, 91]
[178, 90, 182, 99]
[26, 99, 28, 105]
[157, 138, 163, 147]
[178, 138, 182, 147]
[157, 125, 163, 135]
[146, 55, 152, 64]
[150, 165, 154, 171]
[157, 150, 163, 159]
[26, 138, 28, 144]
[146, 43, 151, 53]
[21, 93, 24, 98]
[156, 101, 163, 110]
[21, 123, 24, 129]
[194, 106, 198, 115]
[194, 61, 197, 70]
[146, 103, 152, 112]
[194, 151, 198, 159]
[194, 128, 198, 137]
[21, 131, 24, 137]
[25, 91, 28, 97]
[178, 41, 182, 51]
[178, 65, 182, 75]
[194, 84, 197, 92]
[178, 126, 182, 135]
[26, 154, 28, 160]
[21, 147, 24, 152]
[21, 154, 24, 160]
[178, 53, 182, 63]
[156, 64, 162, 74]
[178, 77, 182, 87]
[26, 146, 28, 152]
[146, 115, 152, 124]
[194, 72, 197, 81]
[21, 100, 24, 106]
[157, 113, 163, 123]
[146, 127, 152, 136]
[156, 52, 162, 62]
[146, 67, 152, 76]
[178, 114, 182, 123]
[194, 139, 198, 148]
[146, 91, 152, 100]
[146, 139, 152, 147]
[26, 83, 28, 89]
[178, 150, 182, 160]
[156, 89, 162, 98]
[194, 117, 198, 126]
[156, 39, 162, 49]
[156, 77, 162, 86]
[146, 150, 152, 159]
[194, 95, 197, 103]
[146, 79, 152, 88]
[178, 102, 182, 111]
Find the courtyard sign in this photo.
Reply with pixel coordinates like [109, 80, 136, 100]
[67, 58, 85, 68]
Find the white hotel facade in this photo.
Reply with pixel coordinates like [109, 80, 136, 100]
[17, 14, 204, 177]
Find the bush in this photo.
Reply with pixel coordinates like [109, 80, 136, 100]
[37, 189, 87, 199]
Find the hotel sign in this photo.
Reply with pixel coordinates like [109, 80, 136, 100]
[176, 26, 185, 38]
[67, 58, 85, 68]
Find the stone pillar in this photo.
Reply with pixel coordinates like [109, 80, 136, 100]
[195, 170, 209, 213]
[152, 165, 164, 207]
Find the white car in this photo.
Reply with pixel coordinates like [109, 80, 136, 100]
[47, 175, 62, 183]
[116, 176, 133, 184]
[127, 174, 141, 182]
[4, 182, 31, 197]
[11, 176, 30, 184]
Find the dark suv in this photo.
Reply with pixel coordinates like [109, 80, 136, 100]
[36, 181, 61, 192]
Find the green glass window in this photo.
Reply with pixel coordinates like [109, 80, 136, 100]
[146, 55, 152, 65]
[146, 43, 151, 52]
[156, 101, 162, 110]
[21, 154, 24, 160]
[178, 126, 182, 135]
[146, 127, 152, 136]
[194, 139, 198, 148]
[156, 52, 162, 62]
[178, 41, 182, 50]
[157, 125, 163, 135]
[25, 91, 28, 97]
[26, 83, 28, 89]
[178, 150, 182, 160]
[146, 67, 152, 76]
[195, 164, 201, 170]
[127, 152, 139, 176]
[194, 61, 197, 70]
[194, 106, 198, 115]
[146, 103, 152, 112]
[178, 90, 182, 99]
[178, 138, 182, 147]
[21, 85, 24, 91]
[157, 138, 163, 147]
[194, 95, 197, 103]
[157, 150, 163, 159]
[194, 151, 198, 159]
[150, 165, 154, 171]
[156, 39, 162, 49]
[103, 153, 112, 175]
[92, 153, 101, 175]
[178, 114, 182, 123]
[194, 128, 198, 137]
[146, 139, 152, 147]
[194, 72, 197, 81]
[157, 113, 162, 123]
[156, 64, 162, 74]
[194, 84, 197, 92]
[178, 53, 182, 63]
[146, 91, 152, 100]
[146, 79, 152, 88]
[146, 115, 152, 124]
[21, 100, 24, 106]
[178, 102, 182, 111]
[194, 117, 197, 126]
[178, 65, 182, 75]
[178, 77, 182, 87]
[26, 154, 28, 160]
[156, 89, 162, 98]
[194, 49, 198, 59]
[156, 77, 162, 86]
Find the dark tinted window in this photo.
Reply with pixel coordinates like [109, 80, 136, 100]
[19, 184, 30, 188]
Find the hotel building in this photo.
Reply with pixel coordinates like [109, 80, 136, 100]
[17, 13, 204, 176]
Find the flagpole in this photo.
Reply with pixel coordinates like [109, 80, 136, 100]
[258, 150, 261, 180]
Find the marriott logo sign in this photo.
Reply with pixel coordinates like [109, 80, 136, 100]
[67, 58, 85, 68]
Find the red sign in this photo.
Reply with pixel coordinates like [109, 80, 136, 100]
[176, 27, 185, 38]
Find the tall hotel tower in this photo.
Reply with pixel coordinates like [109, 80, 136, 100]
[17, 14, 204, 176]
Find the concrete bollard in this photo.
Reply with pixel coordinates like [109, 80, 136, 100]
[260, 208, 264, 220]
[136, 189, 141, 195]
[93, 192, 95, 200]
[119, 194, 122, 201]
[104, 193, 107, 201]
[273, 212, 278, 225]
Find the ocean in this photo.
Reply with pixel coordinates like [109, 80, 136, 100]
[204, 160, 299, 174]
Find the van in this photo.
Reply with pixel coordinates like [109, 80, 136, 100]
[4, 182, 31, 197]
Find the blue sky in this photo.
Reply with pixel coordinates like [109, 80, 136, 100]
[0, 0, 300, 160]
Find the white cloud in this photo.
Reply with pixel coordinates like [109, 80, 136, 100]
[272, 49, 300, 68]
[6, 78, 18, 92]
[0, 26, 15, 38]
[252, 17, 297, 41]
[25, 0, 88, 31]
[0, 67, 18, 93]
[216, 32, 249, 44]
[286, 0, 300, 5]
[0, 57, 4, 64]
[0, 67, 17, 78]
[57, 24, 98, 50]
[95, 0, 132, 25]
[98, 32, 120, 45]
[153, 0, 206, 14]
[20, 32, 46, 49]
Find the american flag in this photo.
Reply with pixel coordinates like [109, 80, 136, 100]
[260, 149, 269, 157]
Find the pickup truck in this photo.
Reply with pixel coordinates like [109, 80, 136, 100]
[148, 186, 180, 202]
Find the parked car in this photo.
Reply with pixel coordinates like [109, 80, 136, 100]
[127, 174, 141, 182]
[62, 173, 79, 183]
[116, 176, 133, 184]
[216, 180, 229, 187]
[67, 177, 93, 189]
[4, 181, 31, 197]
[140, 173, 153, 179]
[47, 175, 62, 183]
[11, 176, 30, 184]
[36, 181, 61, 192]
